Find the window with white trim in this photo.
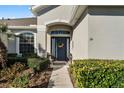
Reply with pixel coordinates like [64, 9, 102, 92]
[19, 33, 34, 54]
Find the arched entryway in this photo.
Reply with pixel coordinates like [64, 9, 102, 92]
[47, 23, 72, 61]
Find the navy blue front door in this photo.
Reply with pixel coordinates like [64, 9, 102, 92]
[56, 38, 67, 61]
[51, 37, 70, 61]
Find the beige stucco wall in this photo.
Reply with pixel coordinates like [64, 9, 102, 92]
[37, 6, 74, 57]
[71, 6, 124, 60]
[36, 26, 46, 57]
[88, 6, 124, 60]
[0, 33, 16, 54]
[0, 33, 8, 49]
[6, 6, 124, 60]
[37, 6, 74, 25]
[71, 14, 89, 60]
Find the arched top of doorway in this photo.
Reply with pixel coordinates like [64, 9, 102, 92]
[15, 31, 35, 36]
[46, 21, 72, 32]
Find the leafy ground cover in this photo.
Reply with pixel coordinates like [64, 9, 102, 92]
[69, 59, 124, 88]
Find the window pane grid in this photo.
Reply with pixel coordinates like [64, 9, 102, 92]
[19, 33, 34, 54]
[51, 30, 70, 35]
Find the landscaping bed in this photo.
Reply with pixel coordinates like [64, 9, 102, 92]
[0, 57, 52, 88]
[69, 59, 124, 88]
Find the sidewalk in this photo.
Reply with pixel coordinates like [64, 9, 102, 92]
[48, 62, 73, 88]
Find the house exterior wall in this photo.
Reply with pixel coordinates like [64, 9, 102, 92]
[0, 33, 15, 53]
[88, 6, 124, 60]
[5, 5, 124, 60]
[37, 5, 74, 57]
[0, 33, 8, 49]
[37, 6, 74, 25]
[36, 26, 46, 57]
[0, 17, 37, 54]
[71, 13, 88, 60]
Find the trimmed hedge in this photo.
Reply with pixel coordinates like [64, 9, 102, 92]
[7, 57, 27, 66]
[7, 53, 17, 57]
[70, 59, 124, 88]
[27, 58, 50, 72]
[7, 53, 38, 66]
[22, 53, 38, 58]
[7, 53, 37, 58]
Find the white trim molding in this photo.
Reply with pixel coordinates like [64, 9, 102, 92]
[31, 5, 49, 16]
[44, 19, 70, 26]
[34, 33, 37, 53]
[70, 5, 87, 26]
[16, 37, 20, 55]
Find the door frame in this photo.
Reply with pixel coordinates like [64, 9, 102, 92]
[51, 37, 70, 61]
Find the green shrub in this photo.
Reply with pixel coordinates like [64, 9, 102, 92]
[7, 53, 17, 57]
[70, 59, 124, 88]
[27, 58, 50, 72]
[7, 57, 27, 66]
[11, 73, 29, 88]
[27, 58, 40, 71]
[7, 53, 37, 58]
[22, 53, 38, 58]
[7, 53, 38, 66]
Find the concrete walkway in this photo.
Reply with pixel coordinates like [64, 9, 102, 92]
[48, 62, 73, 88]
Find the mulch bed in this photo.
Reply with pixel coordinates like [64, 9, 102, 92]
[0, 68, 53, 88]
[29, 68, 53, 88]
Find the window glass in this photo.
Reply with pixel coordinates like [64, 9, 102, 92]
[51, 30, 70, 35]
[19, 33, 34, 54]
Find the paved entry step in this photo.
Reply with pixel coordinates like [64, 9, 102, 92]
[52, 61, 67, 65]
[48, 62, 73, 88]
